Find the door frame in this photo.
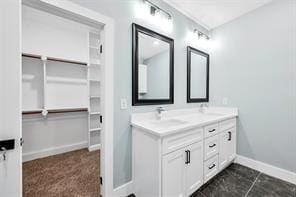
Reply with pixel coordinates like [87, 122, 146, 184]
[0, 1, 22, 196]
[21, 0, 115, 196]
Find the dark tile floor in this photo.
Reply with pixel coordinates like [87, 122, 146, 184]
[191, 163, 296, 197]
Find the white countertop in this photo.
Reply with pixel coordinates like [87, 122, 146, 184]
[131, 107, 238, 137]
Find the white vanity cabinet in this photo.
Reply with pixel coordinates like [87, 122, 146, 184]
[132, 109, 238, 197]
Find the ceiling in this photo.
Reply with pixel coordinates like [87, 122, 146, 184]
[163, 0, 273, 30]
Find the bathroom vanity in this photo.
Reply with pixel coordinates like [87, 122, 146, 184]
[131, 107, 238, 197]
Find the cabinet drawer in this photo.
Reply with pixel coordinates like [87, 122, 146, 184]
[162, 128, 203, 155]
[220, 118, 236, 132]
[204, 135, 219, 160]
[204, 155, 219, 183]
[204, 123, 219, 138]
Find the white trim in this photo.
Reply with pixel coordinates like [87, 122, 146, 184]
[101, 20, 115, 197]
[235, 155, 296, 185]
[113, 181, 134, 197]
[21, 1, 115, 196]
[23, 141, 88, 162]
[88, 144, 101, 152]
[162, 0, 211, 31]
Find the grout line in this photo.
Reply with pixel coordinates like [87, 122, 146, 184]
[245, 172, 261, 197]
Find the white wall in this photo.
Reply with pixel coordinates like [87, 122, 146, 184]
[22, 6, 91, 162]
[70, 0, 209, 187]
[22, 6, 89, 62]
[22, 113, 88, 161]
[210, 0, 296, 173]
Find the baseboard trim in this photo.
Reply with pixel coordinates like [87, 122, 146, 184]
[88, 144, 101, 152]
[235, 155, 296, 185]
[23, 141, 88, 162]
[113, 181, 133, 197]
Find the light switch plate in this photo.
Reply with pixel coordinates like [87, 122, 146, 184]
[120, 98, 128, 109]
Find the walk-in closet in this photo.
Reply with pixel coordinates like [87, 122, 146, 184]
[22, 5, 103, 196]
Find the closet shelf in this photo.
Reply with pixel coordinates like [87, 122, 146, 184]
[22, 108, 88, 115]
[89, 45, 100, 50]
[47, 108, 88, 114]
[90, 127, 101, 132]
[22, 109, 43, 115]
[89, 59, 101, 65]
[89, 111, 101, 115]
[47, 77, 88, 84]
[89, 79, 101, 82]
[22, 53, 88, 66]
[89, 63, 101, 67]
[90, 95, 101, 99]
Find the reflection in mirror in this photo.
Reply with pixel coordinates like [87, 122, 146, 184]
[187, 46, 209, 103]
[132, 23, 174, 105]
[138, 33, 170, 99]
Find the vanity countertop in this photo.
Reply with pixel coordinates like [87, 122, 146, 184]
[131, 107, 238, 137]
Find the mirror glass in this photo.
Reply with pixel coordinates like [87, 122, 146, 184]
[138, 33, 170, 99]
[187, 46, 209, 103]
[132, 24, 174, 105]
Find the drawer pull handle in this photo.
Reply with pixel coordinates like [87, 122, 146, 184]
[188, 150, 191, 164]
[209, 129, 216, 133]
[228, 131, 232, 141]
[208, 164, 216, 170]
[209, 143, 216, 148]
[185, 150, 190, 164]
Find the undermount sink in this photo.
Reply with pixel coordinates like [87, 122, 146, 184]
[150, 119, 188, 128]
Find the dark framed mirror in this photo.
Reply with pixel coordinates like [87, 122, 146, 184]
[187, 46, 209, 103]
[132, 23, 174, 106]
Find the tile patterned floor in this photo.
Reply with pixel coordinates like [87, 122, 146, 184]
[191, 163, 296, 197]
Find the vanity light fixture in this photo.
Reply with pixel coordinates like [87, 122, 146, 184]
[135, 0, 173, 33]
[186, 29, 211, 50]
[194, 29, 210, 41]
[144, 0, 172, 21]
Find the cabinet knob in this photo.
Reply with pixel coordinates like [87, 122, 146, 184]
[208, 129, 216, 133]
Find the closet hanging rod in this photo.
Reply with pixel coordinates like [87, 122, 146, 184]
[22, 108, 88, 115]
[48, 108, 88, 114]
[22, 53, 88, 66]
[22, 109, 43, 115]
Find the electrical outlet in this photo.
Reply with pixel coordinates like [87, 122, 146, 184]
[120, 98, 128, 110]
[222, 97, 228, 105]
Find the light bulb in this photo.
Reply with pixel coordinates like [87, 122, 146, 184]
[153, 41, 159, 45]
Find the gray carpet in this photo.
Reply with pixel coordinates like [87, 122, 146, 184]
[23, 149, 100, 197]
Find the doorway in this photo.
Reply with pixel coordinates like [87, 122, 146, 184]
[20, 1, 114, 196]
[0, 1, 114, 195]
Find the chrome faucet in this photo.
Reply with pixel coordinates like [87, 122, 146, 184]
[156, 107, 165, 119]
[199, 103, 209, 113]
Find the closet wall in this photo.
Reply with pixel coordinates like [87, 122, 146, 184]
[22, 6, 101, 161]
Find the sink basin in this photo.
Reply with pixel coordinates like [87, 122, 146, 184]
[150, 119, 188, 128]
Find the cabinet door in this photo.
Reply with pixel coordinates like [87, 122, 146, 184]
[219, 128, 236, 170]
[227, 130, 236, 161]
[162, 148, 186, 197]
[185, 141, 204, 196]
